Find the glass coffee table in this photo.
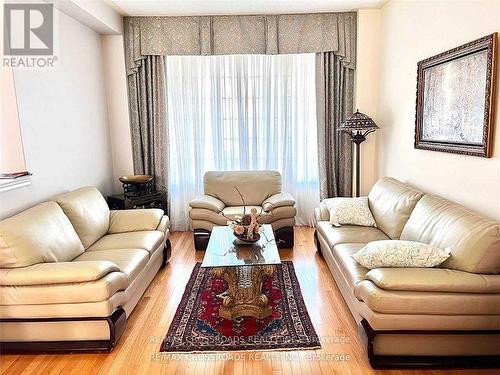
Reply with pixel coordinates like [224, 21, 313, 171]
[201, 224, 281, 320]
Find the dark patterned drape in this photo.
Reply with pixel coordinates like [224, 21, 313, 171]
[316, 52, 355, 199]
[127, 55, 168, 193]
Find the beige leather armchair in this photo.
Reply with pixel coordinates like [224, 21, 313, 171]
[189, 170, 296, 250]
[0, 187, 171, 352]
[314, 177, 500, 368]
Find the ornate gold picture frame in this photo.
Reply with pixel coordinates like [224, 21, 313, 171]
[415, 33, 497, 157]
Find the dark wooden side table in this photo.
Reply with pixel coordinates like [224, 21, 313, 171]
[107, 190, 167, 213]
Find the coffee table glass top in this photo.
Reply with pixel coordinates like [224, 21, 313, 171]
[201, 224, 281, 268]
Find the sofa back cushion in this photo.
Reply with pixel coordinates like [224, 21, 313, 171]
[0, 202, 84, 268]
[400, 194, 500, 274]
[368, 177, 424, 239]
[204, 170, 281, 206]
[55, 187, 110, 249]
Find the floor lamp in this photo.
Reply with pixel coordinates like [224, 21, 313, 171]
[339, 110, 379, 197]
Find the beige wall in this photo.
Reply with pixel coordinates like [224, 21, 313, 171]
[355, 9, 381, 196]
[0, 10, 114, 219]
[101, 35, 134, 193]
[376, 0, 500, 220]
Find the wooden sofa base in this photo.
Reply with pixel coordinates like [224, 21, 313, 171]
[194, 229, 211, 250]
[274, 226, 294, 248]
[0, 307, 127, 353]
[194, 226, 294, 250]
[313, 230, 321, 255]
[360, 319, 500, 369]
[161, 239, 172, 267]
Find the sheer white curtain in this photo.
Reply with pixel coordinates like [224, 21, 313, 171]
[166, 54, 319, 231]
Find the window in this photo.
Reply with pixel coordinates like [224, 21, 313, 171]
[0, 67, 30, 192]
[166, 54, 319, 230]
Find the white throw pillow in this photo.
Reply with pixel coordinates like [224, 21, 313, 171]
[323, 197, 376, 227]
[352, 240, 451, 270]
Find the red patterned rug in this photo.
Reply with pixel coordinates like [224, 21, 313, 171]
[160, 261, 320, 352]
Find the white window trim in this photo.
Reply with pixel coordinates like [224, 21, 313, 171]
[0, 176, 31, 193]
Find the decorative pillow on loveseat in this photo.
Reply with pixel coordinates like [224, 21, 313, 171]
[323, 197, 376, 227]
[352, 240, 451, 269]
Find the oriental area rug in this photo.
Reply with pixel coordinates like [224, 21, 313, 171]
[160, 261, 321, 352]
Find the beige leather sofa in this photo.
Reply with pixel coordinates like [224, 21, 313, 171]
[0, 187, 171, 352]
[314, 177, 500, 368]
[189, 170, 296, 250]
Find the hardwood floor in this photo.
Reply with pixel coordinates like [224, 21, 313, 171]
[1, 227, 497, 375]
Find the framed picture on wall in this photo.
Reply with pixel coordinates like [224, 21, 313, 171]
[414, 33, 497, 157]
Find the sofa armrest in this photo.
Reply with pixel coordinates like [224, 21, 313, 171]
[317, 201, 330, 221]
[365, 268, 500, 294]
[262, 192, 295, 212]
[189, 194, 225, 212]
[314, 207, 322, 223]
[0, 261, 120, 286]
[108, 209, 164, 234]
[157, 215, 170, 234]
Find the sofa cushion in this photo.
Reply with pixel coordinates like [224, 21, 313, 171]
[323, 197, 376, 227]
[87, 231, 164, 256]
[356, 280, 500, 315]
[0, 261, 119, 286]
[222, 205, 266, 218]
[368, 177, 424, 239]
[74, 249, 149, 283]
[0, 272, 128, 305]
[222, 206, 296, 221]
[332, 243, 369, 296]
[204, 170, 281, 206]
[55, 187, 110, 249]
[365, 268, 500, 294]
[108, 209, 164, 234]
[401, 194, 500, 274]
[190, 206, 296, 226]
[352, 240, 450, 270]
[0, 202, 84, 268]
[191, 218, 295, 233]
[316, 221, 389, 250]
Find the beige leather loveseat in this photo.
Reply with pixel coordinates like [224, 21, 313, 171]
[189, 170, 296, 250]
[0, 187, 171, 352]
[315, 177, 500, 368]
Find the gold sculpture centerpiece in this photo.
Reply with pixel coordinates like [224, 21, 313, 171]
[223, 186, 273, 243]
[228, 208, 262, 243]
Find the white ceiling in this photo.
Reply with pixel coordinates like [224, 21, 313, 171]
[109, 0, 386, 16]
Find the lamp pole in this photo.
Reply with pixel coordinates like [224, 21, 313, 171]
[351, 132, 366, 197]
[339, 110, 379, 198]
[343, 131, 369, 198]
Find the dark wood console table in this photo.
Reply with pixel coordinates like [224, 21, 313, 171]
[107, 190, 167, 213]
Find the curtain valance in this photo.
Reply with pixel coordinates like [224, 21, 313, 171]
[124, 12, 356, 75]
